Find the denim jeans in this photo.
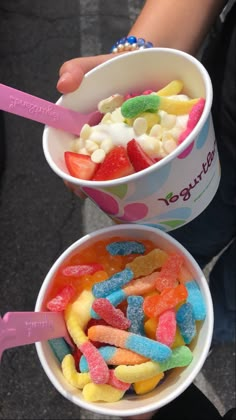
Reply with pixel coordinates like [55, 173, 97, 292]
[171, 5, 236, 343]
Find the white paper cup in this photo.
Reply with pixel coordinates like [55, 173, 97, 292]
[43, 48, 220, 232]
[35, 224, 213, 418]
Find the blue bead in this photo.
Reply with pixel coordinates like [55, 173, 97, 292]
[137, 38, 145, 46]
[127, 35, 137, 45]
[119, 37, 127, 45]
[145, 41, 154, 48]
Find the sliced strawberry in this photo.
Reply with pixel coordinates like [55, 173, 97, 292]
[64, 151, 99, 180]
[127, 139, 155, 172]
[92, 146, 134, 181]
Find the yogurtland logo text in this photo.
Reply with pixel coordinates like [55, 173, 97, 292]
[157, 141, 217, 206]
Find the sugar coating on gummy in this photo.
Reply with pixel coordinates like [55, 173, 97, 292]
[79, 340, 109, 384]
[121, 95, 160, 119]
[126, 248, 168, 278]
[186, 280, 206, 320]
[106, 240, 145, 256]
[79, 345, 148, 372]
[176, 302, 196, 344]
[88, 324, 172, 362]
[108, 369, 131, 391]
[92, 297, 131, 329]
[156, 309, 176, 347]
[92, 268, 134, 298]
[158, 345, 193, 371]
[127, 295, 145, 335]
[82, 383, 125, 402]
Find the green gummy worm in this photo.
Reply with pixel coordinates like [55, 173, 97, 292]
[121, 94, 161, 118]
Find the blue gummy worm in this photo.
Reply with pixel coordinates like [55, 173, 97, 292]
[48, 337, 72, 363]
[126, 334, 171, 362]
[92, 268, 134, 298]
[127, 295, 145, 335]
[79, 346, 117, 372]
[186, 281, 206, 321]
[106, 241, 145, 256]
[176, 302, 196, 344]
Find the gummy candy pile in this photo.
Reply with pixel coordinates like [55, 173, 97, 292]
[64, 80, 205, 181]
[45, 237, 206, 403]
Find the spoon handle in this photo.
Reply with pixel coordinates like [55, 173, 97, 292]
[0, 83, 100, 135]
[0, 311, 69, 360]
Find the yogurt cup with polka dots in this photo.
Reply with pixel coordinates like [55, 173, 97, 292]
[43, 48, 220, 231]
[35, 224, 214, 418]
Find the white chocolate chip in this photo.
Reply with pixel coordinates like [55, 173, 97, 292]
[85, 140, 99, 153]
[141, 136, 161, 156]
[98, 94, 124, 113]
[133, 117, 148, 135]
[163, 137, 177, 154]
[79, 147, 90, 156]
[160, 111, 176, 129]
[169, 126, 182, 140]
[150, 124, 162, 137]
[101, 112, 112, 124]
[70, 137, 84, 152]
[111, 108, 125, 123]
[100, 137, 113, 154]
[168, 94, 190, 101]
[80, 124, 92, 140]
[90, 130, 108, 144]
[91, 148, 106, 163]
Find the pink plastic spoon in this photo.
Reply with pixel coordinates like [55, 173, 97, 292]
[0, 311, 73, 361]
[0, 83, 102, 136]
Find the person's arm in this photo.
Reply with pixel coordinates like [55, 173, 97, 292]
[128, 0, 225, 54]
[57, 0, 225, 93]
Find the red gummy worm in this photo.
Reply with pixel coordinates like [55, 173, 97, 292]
[92, 298, 131, 330]
[79, 341, 109, 384]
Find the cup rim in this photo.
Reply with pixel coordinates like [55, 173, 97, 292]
[35, 224, 214, 417]
[42, 47, 213, 187]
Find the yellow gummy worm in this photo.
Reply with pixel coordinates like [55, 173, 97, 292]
[114, 360, 161, 383]
[61, 354, 91, 389]
[64, 309, 88, 346]
[156, 80, 184, 96]
[82, 383, 125, 402]
[133, 372, 164, 395]
[64, 289, 95, 346]
[65, 289, 95, 329]
[159, 96, 199, 115]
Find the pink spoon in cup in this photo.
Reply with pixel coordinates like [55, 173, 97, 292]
[0, 311, 73, 361]
[0, 83, 102, 136]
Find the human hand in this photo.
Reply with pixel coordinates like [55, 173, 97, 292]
[57, 53, 113, 94]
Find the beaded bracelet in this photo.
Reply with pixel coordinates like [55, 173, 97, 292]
[110, 35, 153, 53]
